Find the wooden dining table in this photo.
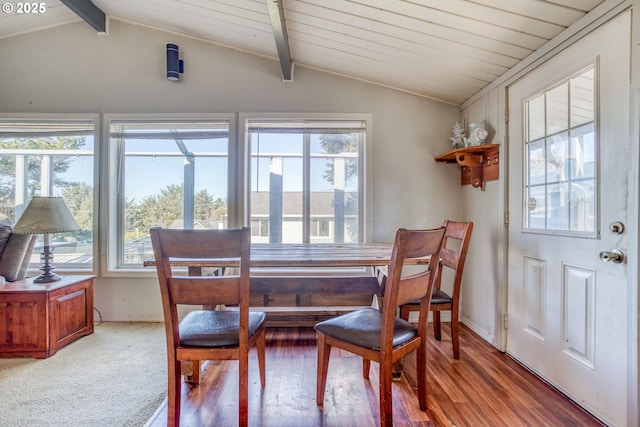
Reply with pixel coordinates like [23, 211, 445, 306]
[144, 242, 397, 269]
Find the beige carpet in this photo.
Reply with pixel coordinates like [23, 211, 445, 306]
[0, 322, 167, 427]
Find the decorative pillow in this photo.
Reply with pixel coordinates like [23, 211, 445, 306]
[0, 233, 37, 282]
[0, 213, 13, 260]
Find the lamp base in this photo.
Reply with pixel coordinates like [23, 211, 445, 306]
[33, 272, 62, 283]
[34, 246, 61, 283]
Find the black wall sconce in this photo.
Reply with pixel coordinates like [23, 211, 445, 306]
[166, 43, 184, 81]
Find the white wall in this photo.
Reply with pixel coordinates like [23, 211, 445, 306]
[0, 19, 462, 321]
[458, 89, 504, 348]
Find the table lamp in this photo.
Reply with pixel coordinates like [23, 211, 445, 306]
[13, 196, 80, 283]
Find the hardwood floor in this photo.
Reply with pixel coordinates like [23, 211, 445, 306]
[145, 323, 605, 427]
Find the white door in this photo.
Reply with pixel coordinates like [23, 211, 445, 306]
[507, 12, 630, 427]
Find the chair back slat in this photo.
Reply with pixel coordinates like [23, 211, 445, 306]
[440, 247, 459, 269]
[152, 227, 246, 259]
[169, 276, 241, 306]
[439, 220, 473, 298]
[396, 272, 431, 307]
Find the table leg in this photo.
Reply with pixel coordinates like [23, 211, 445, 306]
[182, 360, 200, 385]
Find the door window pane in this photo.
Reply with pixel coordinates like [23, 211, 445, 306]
[570, 68, 595, 127]
[528, 140, 545, 186]
[546, 82, 569, 135]
[528, 95, 546, 141]
[547, 183, 569, 230]
[546, 132, 569, 182]
[524, 66, 596, 235]
[527, 185, 546, 229]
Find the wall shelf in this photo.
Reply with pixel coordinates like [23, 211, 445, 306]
[435, 144, 499, 190]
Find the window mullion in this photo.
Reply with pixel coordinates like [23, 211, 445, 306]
[15, 155, 27, 218]
[303, 133, 310, 243]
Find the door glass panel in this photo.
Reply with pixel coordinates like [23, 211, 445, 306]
[524, 66, 596, 235]
[547, 182, 569, 230]
[527, 185, 546, 229]
[570, 123, 595, 180]
[569, 180, 595, 231]
[547, 82, 569, 135]
[528, 95, 545, 141]
[570, 68, 595, 127]
[546, 132, 569, 182]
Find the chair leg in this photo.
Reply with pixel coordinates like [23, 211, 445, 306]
[316, 333, 331, 407]
[416, 343, 428, 411]
[399, 305, 411, 321]
[433, 311, 442, 341]
[379, 359, 393, 427]
[183, 360, 200, 385]
[239, 350, 249, 427]
[452, 307, 460, 359]
[363, 358, 370, 379]
[257, 329, 266, 387]
[167, 359, 182, 427]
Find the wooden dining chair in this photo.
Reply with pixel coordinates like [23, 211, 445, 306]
[399, 220, 473, 359]
[315, 227, 446, 427]
[150, 227, 266, 427]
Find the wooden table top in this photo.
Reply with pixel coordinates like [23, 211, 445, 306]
[143, 242, 429, 269]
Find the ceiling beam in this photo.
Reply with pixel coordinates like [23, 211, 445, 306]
[60, 0, 106, 33]
[266, 0, 293, 81]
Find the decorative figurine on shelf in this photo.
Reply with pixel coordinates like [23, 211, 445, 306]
[464, 123, 488, 146]
[449, 121, 465, 149]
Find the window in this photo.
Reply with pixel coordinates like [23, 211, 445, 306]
[104, 114, 369, 271]
[246, 117, 367, 244]
[0, 118, 96, 270]
[310, 218, 331, 238]
[107, 117, 232, 268]
[251, 218, 269, 238]
[524, 66, 596, 235]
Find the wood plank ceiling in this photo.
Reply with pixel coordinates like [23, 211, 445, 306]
[0, 0, 607, 105]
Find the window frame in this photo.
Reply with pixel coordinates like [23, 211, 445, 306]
[238, 113, 373, 246]
[0, 113, 99, 275]
[103, 113, 237, 276]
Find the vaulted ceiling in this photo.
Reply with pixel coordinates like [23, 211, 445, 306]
[0, 0, 607, 105]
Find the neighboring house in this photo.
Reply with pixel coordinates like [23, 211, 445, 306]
[250, 191, 358, 243]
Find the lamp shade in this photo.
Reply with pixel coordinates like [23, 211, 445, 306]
[13, 197, 80, 235]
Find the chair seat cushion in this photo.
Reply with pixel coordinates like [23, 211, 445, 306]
[406, 288, 453, 306]
[179, 310, 266, 347]
[314, 307, 417, 350]
[431, 288, 452, 305]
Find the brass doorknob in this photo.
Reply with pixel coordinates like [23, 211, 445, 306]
[599, 249, 624, 264]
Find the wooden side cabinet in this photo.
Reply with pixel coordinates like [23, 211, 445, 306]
[0, 275, 94, 359]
